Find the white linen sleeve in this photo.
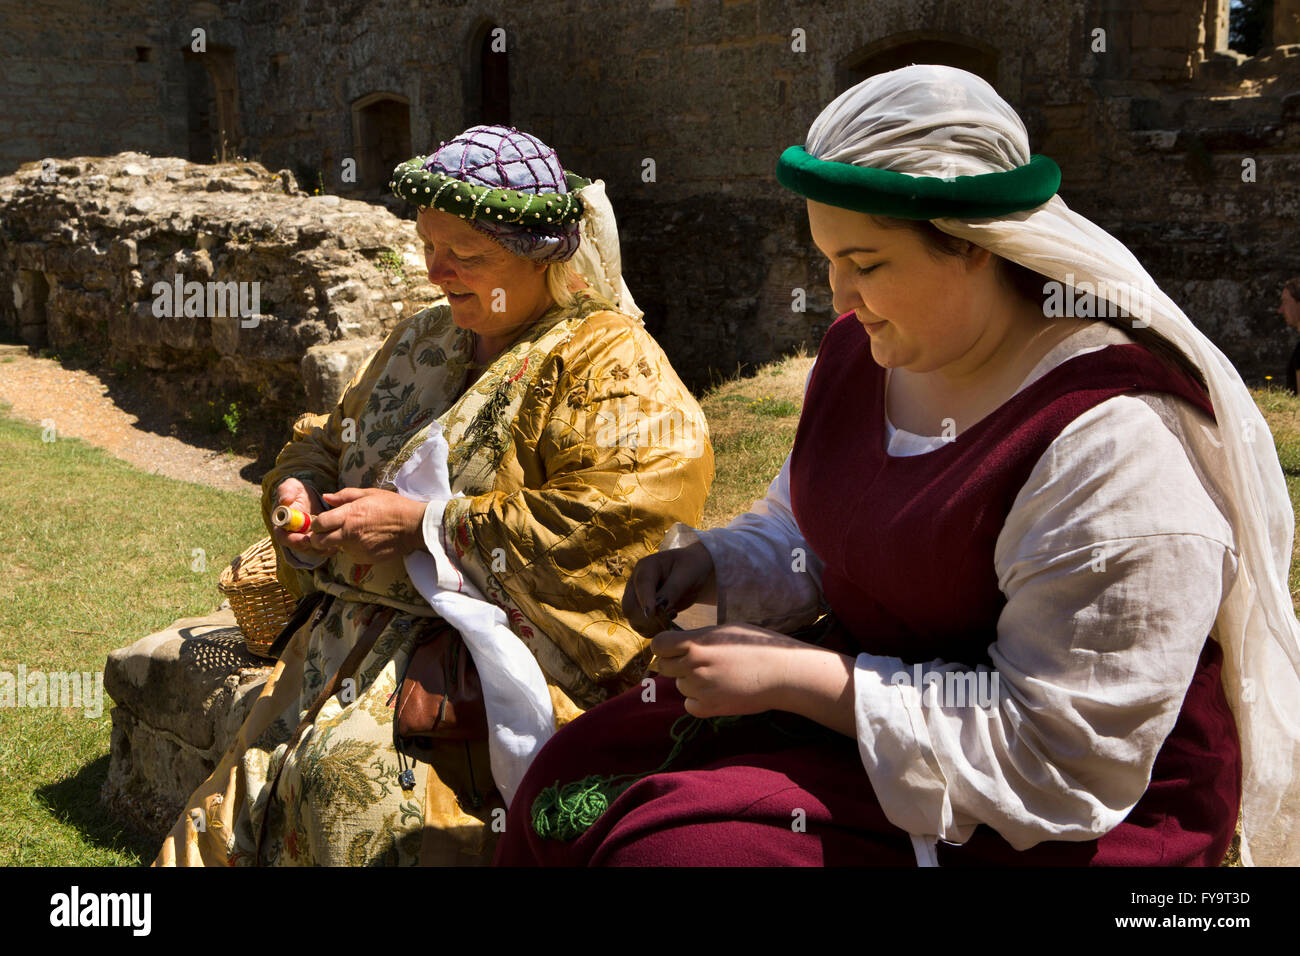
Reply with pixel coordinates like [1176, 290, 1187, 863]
[659, 361, 826, 632]
[851, 393, 1239, 849]
[663, 453, 827, 631]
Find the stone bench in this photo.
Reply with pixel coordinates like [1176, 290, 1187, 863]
[100, 603, 272, 845]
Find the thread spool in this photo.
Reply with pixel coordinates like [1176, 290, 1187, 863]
[271, 504, 311, 533]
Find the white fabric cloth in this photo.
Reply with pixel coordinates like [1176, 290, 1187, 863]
[570, 179, 642, 321]
[389, 422, 556, 808]
[665, 321, 1240, 863]
[797, 64, 1300, 867]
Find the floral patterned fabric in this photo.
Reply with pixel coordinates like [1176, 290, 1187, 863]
[153, 289, 713, 865]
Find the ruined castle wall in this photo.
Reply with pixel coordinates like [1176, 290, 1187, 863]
[1083, 1, 1300, 374]
[0, 152, 439, 437]
[2, 0, 1297, 385]
[226, 0, 1094, 382]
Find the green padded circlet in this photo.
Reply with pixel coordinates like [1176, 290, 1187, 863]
[776, 145, 1061, 220]
[390, 157, 589, 225]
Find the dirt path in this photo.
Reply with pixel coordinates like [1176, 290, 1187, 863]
[0, 345, 261, 496]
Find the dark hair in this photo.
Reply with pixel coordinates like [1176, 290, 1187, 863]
[1284, 276, 1300, 302]
[868, 216, 1209, 393]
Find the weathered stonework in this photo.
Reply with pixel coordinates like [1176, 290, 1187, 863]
[1, 1, 1297, 379]
[0, 152, 441, 426]
[100, 605, 270, 845]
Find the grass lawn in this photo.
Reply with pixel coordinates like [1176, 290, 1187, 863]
[0, 401, 264, 865]
[0, 357, 1296, 865]
[1246, 385, 1300, 600]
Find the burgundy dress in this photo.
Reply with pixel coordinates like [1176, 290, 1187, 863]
[494, 314, 1241, 866]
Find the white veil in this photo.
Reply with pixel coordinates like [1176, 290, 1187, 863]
[806, 64, 1300, 866]
[570, 179, 643, 322]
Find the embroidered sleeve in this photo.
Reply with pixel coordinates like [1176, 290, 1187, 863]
[442, 314, 715, 690]
[850, 394, 1238, 848]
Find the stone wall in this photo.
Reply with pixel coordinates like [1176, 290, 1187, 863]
[1088, 45, 1300, 372]
[101, 605, 270, 844]
[0, 0, 188, 174]
[220, 0, 1300, 383]
[2, 0, 1298, 385]
[224, 0, 1103, 380]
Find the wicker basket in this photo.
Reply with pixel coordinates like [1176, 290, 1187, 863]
[218, 536, 298, 658]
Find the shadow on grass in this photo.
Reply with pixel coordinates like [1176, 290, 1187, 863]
[35, 754, 159, 866]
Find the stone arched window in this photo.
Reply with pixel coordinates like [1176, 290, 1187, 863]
[466, 21, 510, 127]
[351, 92, 412, 193]
[836, 32, 998, 92]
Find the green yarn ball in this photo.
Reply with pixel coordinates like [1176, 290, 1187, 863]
[531, 775, 633, 842]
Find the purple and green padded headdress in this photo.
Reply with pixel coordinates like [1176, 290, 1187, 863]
[390, 126, 589, 263]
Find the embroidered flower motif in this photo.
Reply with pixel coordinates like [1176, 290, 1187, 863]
[506, 606, 535, 640]
[606, 554, 628, 576]
[610, 363, 630, 381]
[566, 383, 588, 408]
[636, 358, 652, 377]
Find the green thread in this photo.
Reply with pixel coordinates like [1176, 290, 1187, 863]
[531, 713, 745, 841]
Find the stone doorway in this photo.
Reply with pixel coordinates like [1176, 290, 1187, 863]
[352, 93, 412, 194]
[183, 44, 242, 163]
[467, 21, 510, 127]
[11, 268, 50, 347]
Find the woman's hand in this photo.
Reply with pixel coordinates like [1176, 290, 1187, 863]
[651, 623, 855, 733]
[304, 487, 430, 565]
[271, 478, 328, 556]
[623, 541, 718, 636]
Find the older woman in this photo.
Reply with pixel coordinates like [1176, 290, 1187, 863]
[495, 66, 1300, 867]
[154, 125, 713, 865]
